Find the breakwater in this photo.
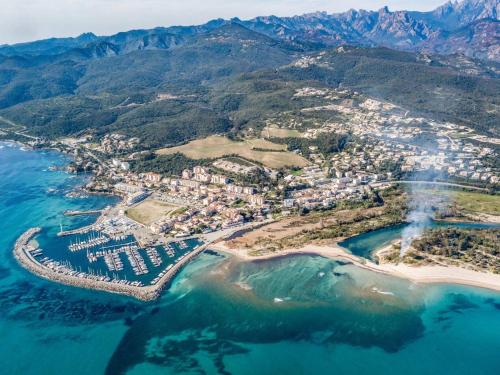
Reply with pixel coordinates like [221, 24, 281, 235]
[64, 209, 103, 216]
[147, 243, 210, 296]
[14, 227, 42, 250]
[57, 223, 97, 237]
[57, 211, 107, 236]
[14, 227, 212, 301]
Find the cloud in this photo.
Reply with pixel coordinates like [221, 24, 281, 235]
[1, 0, 445, 44]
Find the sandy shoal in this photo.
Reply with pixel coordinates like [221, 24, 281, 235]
[211, 242, 500, 292]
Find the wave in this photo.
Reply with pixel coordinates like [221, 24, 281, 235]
[234, 282, 253, 291]
[371, 287, 395, 296]
[274, 297, 292, 303]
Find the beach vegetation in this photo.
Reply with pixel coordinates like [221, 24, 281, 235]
[409, 228, 500, 273]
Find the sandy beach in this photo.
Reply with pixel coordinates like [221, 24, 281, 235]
[211, 241, 500, 292]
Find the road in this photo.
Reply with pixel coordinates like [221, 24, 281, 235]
[0, 115, 38, 140]
[374, 180, 489, 192]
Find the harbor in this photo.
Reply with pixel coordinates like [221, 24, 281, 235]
[14, 227, 212, 301]
[13, 216, 268, 300]
[7, 148, 269, 301]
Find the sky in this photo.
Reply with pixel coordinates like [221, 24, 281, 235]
[2, 0, 448, 45]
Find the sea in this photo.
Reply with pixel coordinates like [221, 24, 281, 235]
[1, 141, 499, 375]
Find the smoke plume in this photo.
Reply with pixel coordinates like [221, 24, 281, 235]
[400, 188, 436, 255]
[399, 149, 450, 256]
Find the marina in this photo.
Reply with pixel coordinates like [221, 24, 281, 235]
[2, 127, 500, 375]
[1, 5, 500, 369]
[146, 247, 162, 267]
[10, 156, 264, 300]
[54, 227, 202, 283]
[12, 210, 261, 300]
[68, 232, 110, 252]
[14, 226, 209, 300]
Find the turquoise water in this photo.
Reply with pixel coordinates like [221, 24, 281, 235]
[340, 221, 500, 260]
[1, 142, 500, 375]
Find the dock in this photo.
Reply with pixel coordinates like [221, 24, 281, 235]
[57, 224, 97, 237]
[13, 222, 265, 302]
[14, 227, 158, 301]
[14, 228, 212, 301]
[64, 209, 103, 216]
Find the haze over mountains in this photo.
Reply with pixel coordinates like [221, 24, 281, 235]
[0, 0, 498, 148]
[1, 0, 498, 60]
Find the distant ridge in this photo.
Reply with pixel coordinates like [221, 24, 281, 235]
[0, 0, 498, 61]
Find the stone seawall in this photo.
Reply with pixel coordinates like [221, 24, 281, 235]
[147, 243, 210, 296]
[14, 227, 211, 301]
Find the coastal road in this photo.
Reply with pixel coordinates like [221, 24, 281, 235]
[0, 116, 39, 140]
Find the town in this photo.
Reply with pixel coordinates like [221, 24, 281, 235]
[17, 85, 498, 246]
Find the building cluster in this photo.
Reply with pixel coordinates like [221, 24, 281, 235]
[58, 82, 498, 245]
[282, 163, 385, 211]
[114, 183, 150, 205]
[349, 137, 498, 184]
[266, 87, 500, 185]
[148, 195, 268, 238]
[96, 134, 139, 155]
[212, 159, 259, 175]
[112, 158, 130, 171]
[111, 165, 269, 237]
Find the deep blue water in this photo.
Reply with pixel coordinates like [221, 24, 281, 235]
[1, 142, 500, 375]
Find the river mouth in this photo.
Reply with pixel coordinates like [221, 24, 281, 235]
[104, 252, 500, 375]
[105, 253, 428, 375]
[339, 221, 500, 261]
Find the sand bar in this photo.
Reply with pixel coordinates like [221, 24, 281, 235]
[212, 242, 500, 292]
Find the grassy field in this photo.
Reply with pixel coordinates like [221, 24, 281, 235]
[156, 135, 309, 169]
[245, 138, 287, 150]
[452, 191, 500, 215]
[415, 187, 500, 216]
[125, 199, 180, 225]
[261, 126, 303, 139]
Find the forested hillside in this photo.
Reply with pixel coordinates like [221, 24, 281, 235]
[0, 15, 498, 147]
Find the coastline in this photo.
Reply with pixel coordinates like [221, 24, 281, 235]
[13, 222, 268, 301]
[4, 141, 269, 301]
[5, 139, 500, 298]
[211, 241, 500, 292]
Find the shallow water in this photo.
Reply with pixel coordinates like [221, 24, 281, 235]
[107, 254, 500, 375]
[1, 142, 499, 375]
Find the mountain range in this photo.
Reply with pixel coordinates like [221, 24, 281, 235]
[1, 0, 498, 61]
[0, 0, 498, 147]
